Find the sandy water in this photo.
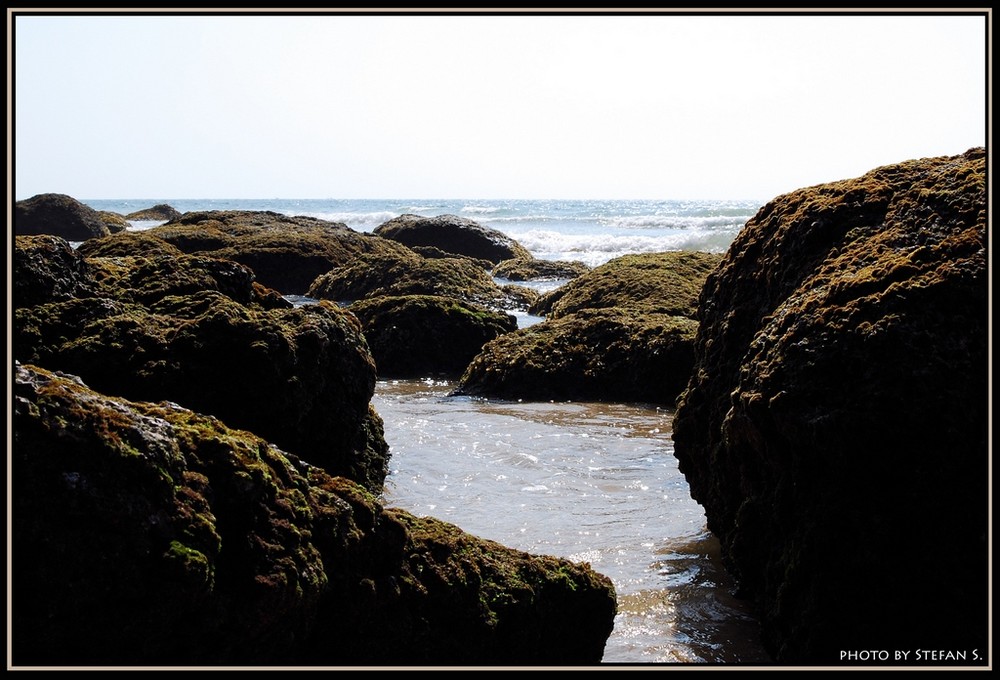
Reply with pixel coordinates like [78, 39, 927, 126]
[374, 379, 770, 665]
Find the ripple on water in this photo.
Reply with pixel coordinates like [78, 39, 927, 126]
[373, 379, 769, 665]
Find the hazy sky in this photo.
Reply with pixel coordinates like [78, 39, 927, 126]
[10, 10, 988, 201]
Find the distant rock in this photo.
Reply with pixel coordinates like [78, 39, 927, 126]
[454, 309, 698, 403]
[13, 363, 617, 665]
[124, 203, 183, 221]
[493, 257, 591, 282]
[350, 295, 518, 378]
[672, 148, 988, 662]
[97, 211, 130, 233]
[530, 251, 722, 319]
[14, 193, 110, 240]
[454, 251, 720, 404]
[374, 214, 532, 264]
[307, 250, 525, 311]
[100, 210, 416, 295]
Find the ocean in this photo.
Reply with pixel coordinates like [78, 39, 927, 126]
[82, 197, 761, 267]
[80, 196, 771, 664]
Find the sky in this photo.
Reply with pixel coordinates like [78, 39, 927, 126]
[9, 10, 989, 201]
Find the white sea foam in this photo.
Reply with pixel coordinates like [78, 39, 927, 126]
[513, 228, 739, 266]
[284, 210, 399, 232]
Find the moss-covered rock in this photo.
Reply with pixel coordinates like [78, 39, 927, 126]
[493, 257, 591, 282]
[13, 363, 617, 666]
[672, 148, 988, 663]
[455, 308, 699, 404]
[531, 251, 722, 319]
[455, 251, 719, 403]
[349, 295, 518, 378]
[97, 211, 130, 233]
[374, 214, 532, 264]
[306, 250, 522, 311]
[91, 210, 415, 295]
[14, 193, 110, 240]
[14, 235, 99, 308]
[16, 236, 387, 491]
[77, 230, 187, 259]
[15, 291, 386, 492]
[124, 203, 183, 221]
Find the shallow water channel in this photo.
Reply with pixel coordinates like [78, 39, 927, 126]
[374, 379, 770, 665]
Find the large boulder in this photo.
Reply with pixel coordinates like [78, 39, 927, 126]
[454, 251, 720, 404]
[14, 193, 110, 240]
[306, 250, 526, 311]
[672, 148, 988, 663]
[14, 235, 99, 308]
[12, 363, 617, 666]
[84, 210, 415, 295]
[374, 214, 532, 264]
[454, 309, 698, 403]
[97, 211, 130, 233]
[124, 203, 183, 221]
[14, 240, 387, 492]
[530, 251, 722, 319]
[349, 295, 518, 378]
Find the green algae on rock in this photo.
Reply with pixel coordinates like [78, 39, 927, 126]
[492, 256, 592, 282]
[530, 251, 722, 319]
[307, 250, 524, 312]
[455, 251, 720, 404]
[89, 210, 415, 295]
[455, 308, 699, 404]
[13, 363, 617, 666]
[124, 203, 183, 221]
[14, 193, 111, 241]
[14, 240, 387, 492]
[672, 148, 988, 663]
[349, 294, 518, 378]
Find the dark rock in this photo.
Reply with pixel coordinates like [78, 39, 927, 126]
[14, 235, 99, 308]
[124, 203, 183, 221]
[672, 148, 988, 663]
[454, 250, 719, 403]
[97, 211, 130, 233]
[409, 244, 494, 270]
[128, 210, 416, 295]
[350, 295, 518, 378]
[307, 250, 521, 311]
[531, 251, 722, 319]
[13, 363, 617, 666]
[454, 308, 699, 404]
[14, 193, 110, 240]
[77, 230, 187, 259]
[15, 238, 384, 490]
[493, 257, 591, 282]
[15, 291, 386, 492]
[374, 214, 532, 264]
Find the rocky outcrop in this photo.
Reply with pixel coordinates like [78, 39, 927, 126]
[493, 257, 591, 282]
[98, 211, 130, 233]
[14, 193, 110, 240]
[672, 148, 988, 663]
[124, 203, 183, 221]
[349, 295, 518, 378]
[455, 251, 719, 404]
[306, 250, 526, 312]
[530, 251, 722, 318]
[374, 214, 532, 264]
[14, 235, 100, 308]
[84, 210, 415, 295]
[13, 363, 617, 666]
[14, 238, 387, 492]
[455, 309, 698, 403]
[77, 230, 187, 258]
